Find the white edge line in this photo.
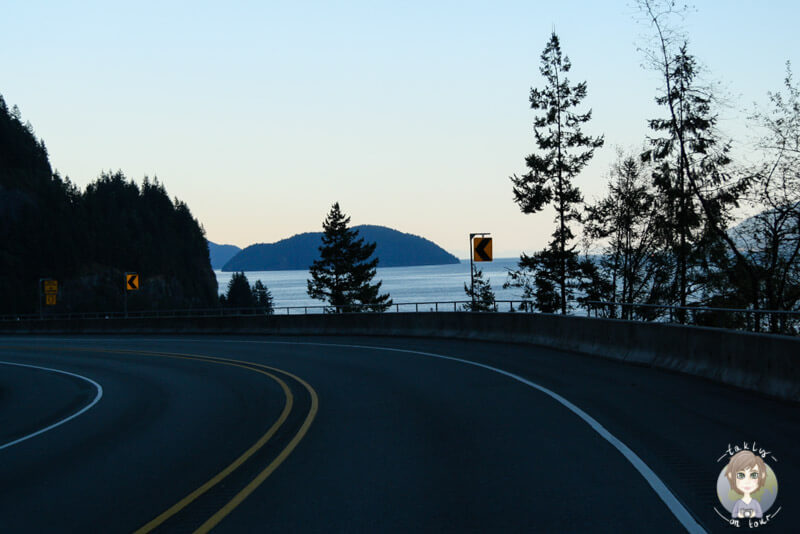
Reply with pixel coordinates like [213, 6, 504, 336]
[0, 360, 104, 451]
[204, 338, 707, 534]
[28, 336, 706, 533]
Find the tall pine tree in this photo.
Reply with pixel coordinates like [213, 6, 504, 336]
[509, 32, 604, 314]
[639, 0, 746, 318]
[307, 202, 392, 312]
[583, 151, 672, 318]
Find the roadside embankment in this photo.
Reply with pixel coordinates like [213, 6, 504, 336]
[1, 312, 797, 402]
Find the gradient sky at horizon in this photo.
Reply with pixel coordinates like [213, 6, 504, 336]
[2, 1, 797, 258]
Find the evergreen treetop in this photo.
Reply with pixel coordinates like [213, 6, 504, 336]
[224, 272, 256, 308]
[252, 279, 274, 314]
[509, 32, 604, 314]
[307, 202, 391, 312]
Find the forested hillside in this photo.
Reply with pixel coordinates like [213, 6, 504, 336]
[0, 95, 217, 314]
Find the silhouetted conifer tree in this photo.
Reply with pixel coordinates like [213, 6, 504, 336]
[225, 272, 255, 308]
[463, 267, 496, 311]
[509, 32, 604, 314]
[252, 279, 274, 314]
[307, 202, 391, 312]
[725, 63, 800, 333]
[583, 151, 672, 318]
[638, 0, 746, 322]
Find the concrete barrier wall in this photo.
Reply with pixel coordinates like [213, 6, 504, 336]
[1, 312, 798, 402]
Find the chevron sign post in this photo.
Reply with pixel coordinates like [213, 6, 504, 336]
[469, 233, 492, 311]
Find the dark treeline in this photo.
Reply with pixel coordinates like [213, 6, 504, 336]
[508, 0, 800, 334]
[0, 95, 218, 314]
[220, 272, 274, 312]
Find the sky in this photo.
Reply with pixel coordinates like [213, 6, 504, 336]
[2, 1, 798, 258]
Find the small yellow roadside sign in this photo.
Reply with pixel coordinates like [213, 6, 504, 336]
[45, 294, 57, 306]
[126, 273, 139, 290]
[44, 280, 58, 294]
[473, 237, 493, 262]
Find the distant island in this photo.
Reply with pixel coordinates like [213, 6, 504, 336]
[207, 242, 242, 270]
[221, 225, 460, 271]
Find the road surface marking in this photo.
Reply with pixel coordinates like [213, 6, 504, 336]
[0, 359, 103, 451]
[56, 336, 699, 530]
[192, 355, 318, 533]
[0, 344, 315, 533]
[9, 337, 694, 531]
[130, 352, 295, 534]
[109, 349, 319, 534]
[202, 338, 707, 534]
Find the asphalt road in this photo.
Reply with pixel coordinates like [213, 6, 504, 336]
[0, 335, 796, 533]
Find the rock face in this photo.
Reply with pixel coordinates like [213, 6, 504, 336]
[208, 241, 242, 270]
[222, 225, 460, 272]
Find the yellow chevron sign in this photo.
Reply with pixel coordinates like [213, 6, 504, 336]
[126, 273, 139, 290]
[473, 237, 492, 262]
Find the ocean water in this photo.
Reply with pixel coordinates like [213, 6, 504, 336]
[215, 258, 525, 310]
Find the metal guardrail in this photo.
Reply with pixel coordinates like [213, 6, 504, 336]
[0, 300, 535, 322]
[4, 299, 796, 335]
[585, 300, 800, 335]
[585, 300, 800, 316]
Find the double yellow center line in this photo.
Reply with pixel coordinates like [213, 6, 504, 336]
[2, 345, 318, 533]
[131, 350, 319, 533]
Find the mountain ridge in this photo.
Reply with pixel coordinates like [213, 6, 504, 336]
[207, 241, 242, 269]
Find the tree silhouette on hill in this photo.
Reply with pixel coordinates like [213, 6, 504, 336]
[0, 94, 218, 314]
[307, 203, 392, 312]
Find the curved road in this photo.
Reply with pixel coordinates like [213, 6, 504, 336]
[0, 335, 796, 533]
